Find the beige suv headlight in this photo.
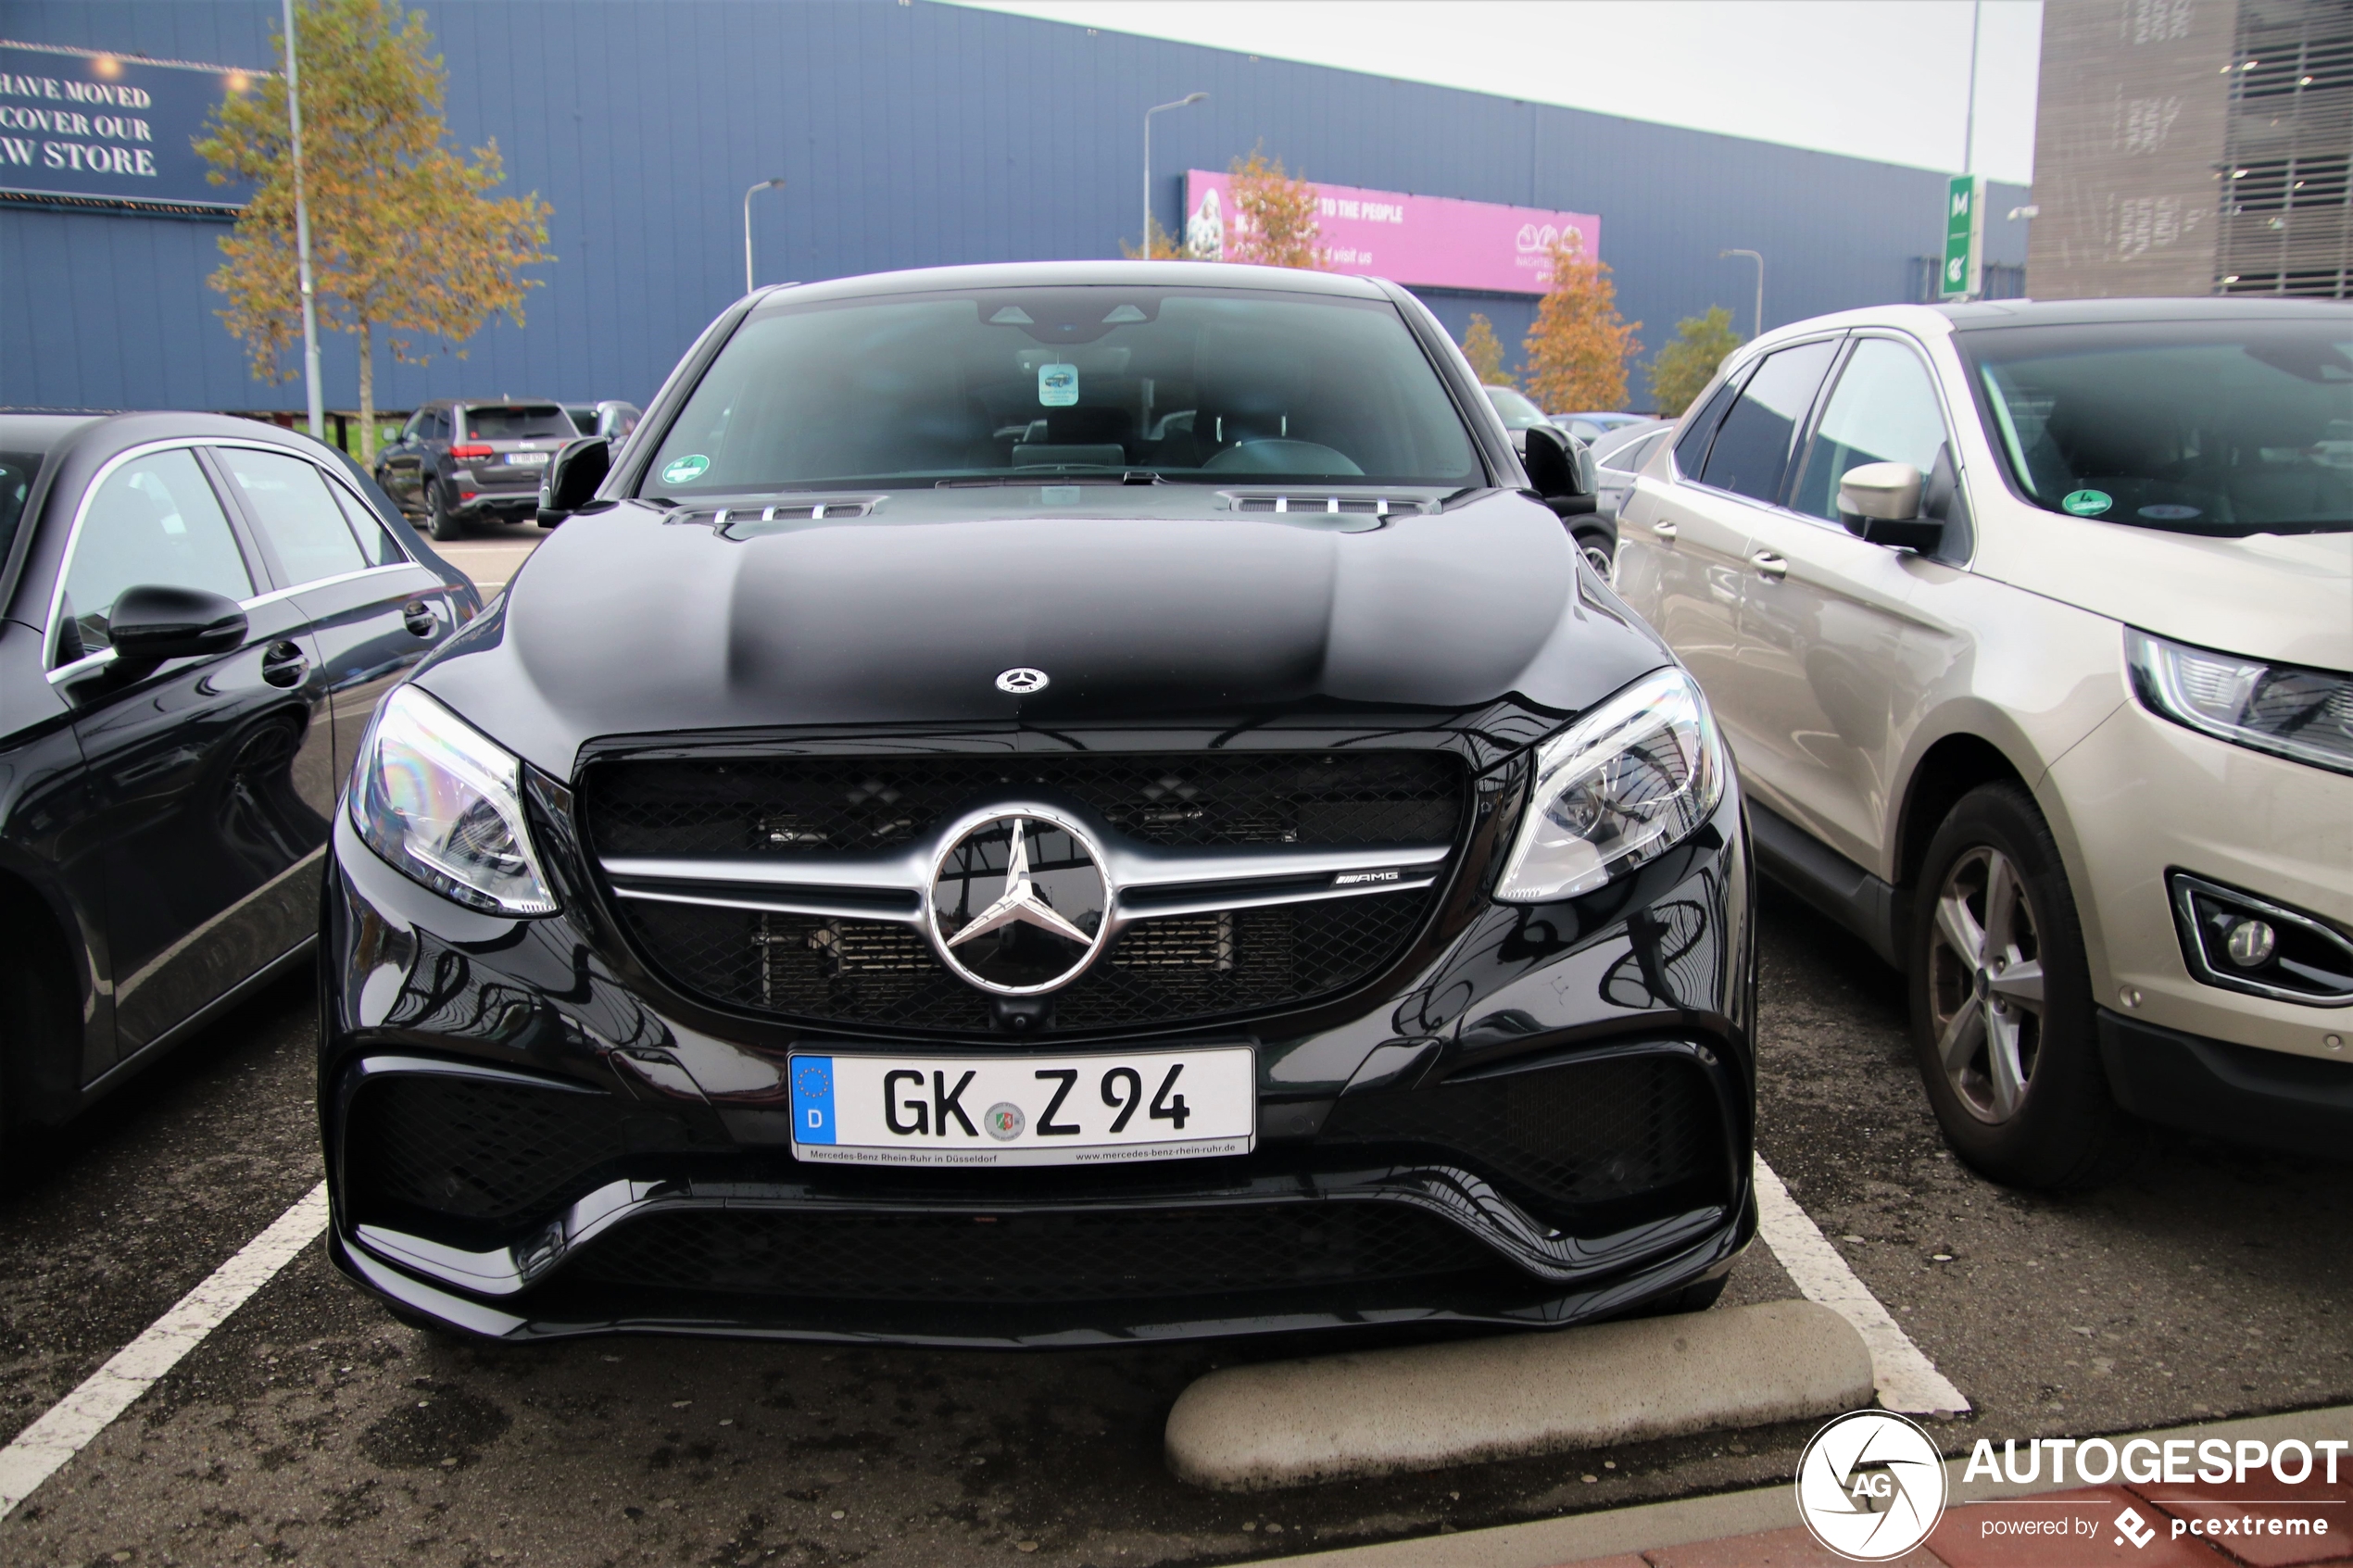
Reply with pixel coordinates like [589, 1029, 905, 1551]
[2126, 629, 2353, 777]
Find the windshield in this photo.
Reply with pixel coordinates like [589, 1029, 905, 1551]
[1962, 320, 2353, 537]
[1482, 385, 1553, 431]
[462, 405, 576, 441]
[0, 450, 40, 566]
[642, 287, 1482, 494]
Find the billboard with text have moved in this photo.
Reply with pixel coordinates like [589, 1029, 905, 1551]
[0, 40, 260, 213]
[1185, 169, 1598, 295]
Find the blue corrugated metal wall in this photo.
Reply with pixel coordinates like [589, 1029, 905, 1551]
[0, 0, 2028, 413]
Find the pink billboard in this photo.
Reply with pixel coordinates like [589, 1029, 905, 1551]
[1184, 169, 1599, 295]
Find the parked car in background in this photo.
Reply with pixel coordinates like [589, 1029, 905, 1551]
[1615, 296, 2352, 1186]
[1481, 384, 1560, 436]
[320, 260, 1752, 1347]
[1553, 411, 1654, 445]
[0, 412, 479, 1156]
[1481, 386, 1614, 573]
[374, 399, 579, 540]
[1591, 419, 1673, 522]
[567, 400, 643, 441]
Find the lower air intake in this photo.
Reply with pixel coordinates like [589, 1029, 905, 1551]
[571, 1201, 1508, 1301]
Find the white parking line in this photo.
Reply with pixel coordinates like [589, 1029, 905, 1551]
[0, 1182, 329, 1519]
[1753, 1155, 1969, 1416]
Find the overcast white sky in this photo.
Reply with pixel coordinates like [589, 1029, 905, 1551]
[954, 1, 2045, 186]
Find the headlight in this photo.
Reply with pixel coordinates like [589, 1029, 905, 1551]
[1494, 666, 1726, 902]
[2127, 629, 2353, 777]
[351, 684, 560, 915]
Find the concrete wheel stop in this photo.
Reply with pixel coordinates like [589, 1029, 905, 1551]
[1165, 1298, 1873, 1491]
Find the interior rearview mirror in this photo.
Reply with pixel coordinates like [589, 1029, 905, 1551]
[1521, 422, 1598, 517]
[107, 584, 248, 663]
[1837, 461, 1943, 553]
[538, 436, 612, 527]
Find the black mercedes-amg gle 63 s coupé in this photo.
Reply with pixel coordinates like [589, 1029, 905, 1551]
[321, 261, 1757, 1345]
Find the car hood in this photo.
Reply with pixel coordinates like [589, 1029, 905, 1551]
[1978, 510, 2353, 672]
[413, 487, 1670, 778]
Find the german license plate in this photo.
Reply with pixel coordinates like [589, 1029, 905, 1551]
[788, 1047, 1254, 1167]
[505, 451, 550, 467]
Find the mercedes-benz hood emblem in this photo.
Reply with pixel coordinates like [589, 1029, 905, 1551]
[995, 667, 1049, 695]
[926, 809, 1109, 995]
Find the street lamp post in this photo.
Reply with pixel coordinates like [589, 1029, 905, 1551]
[282, 0, 323, 442]
[1720, 249, 1765, 339]
[743, 177, 785, 295]
[1142, 93, 1207, 255]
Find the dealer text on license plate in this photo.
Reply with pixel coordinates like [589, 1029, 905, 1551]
[788, 1047, 1253, 1167]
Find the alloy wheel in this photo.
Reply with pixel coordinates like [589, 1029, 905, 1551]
[1925, 845, 2046, 1123]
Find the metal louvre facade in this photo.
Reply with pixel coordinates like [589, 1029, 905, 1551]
[0, 0, 2025, 414]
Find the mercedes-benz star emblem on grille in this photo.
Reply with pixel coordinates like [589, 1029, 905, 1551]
[927, 810, 1111, 995]
[995, 667, 1050, 695]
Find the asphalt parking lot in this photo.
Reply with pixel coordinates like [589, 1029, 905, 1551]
[2, 887, 2343, 1567]
[422, 515, 549, 594]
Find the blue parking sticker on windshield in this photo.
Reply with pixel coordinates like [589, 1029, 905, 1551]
[792, 1057, 837, 1144]
[1038, 362, 1079, 407]
[2060, 489, 2111, 517]
[661, 454, 711, 484]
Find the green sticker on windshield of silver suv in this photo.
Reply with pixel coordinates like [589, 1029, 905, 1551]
[661, 454, 710, 484]
[2060, 489, 2111, 516]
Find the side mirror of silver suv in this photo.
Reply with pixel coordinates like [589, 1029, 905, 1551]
[1838, 461, 1944, 552]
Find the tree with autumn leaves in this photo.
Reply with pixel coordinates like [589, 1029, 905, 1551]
[197, 0, 552, 459]
[1521, 232, 1642, 413]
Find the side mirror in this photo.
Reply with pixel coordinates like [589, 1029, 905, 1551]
[1521, 422, 1598, 517]
[1837, 461, 1944, 552]
[107, 584, 248, 662]
[537, 436, 611, 527]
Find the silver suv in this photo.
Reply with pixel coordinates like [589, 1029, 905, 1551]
[1616, 296, 2352, 1187]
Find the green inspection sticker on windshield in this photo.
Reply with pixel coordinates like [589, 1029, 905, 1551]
[2060, 489, 2112, 517]
[661, 454, 710, 484]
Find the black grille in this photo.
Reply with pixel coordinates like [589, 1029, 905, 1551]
[572, 1201, 1506, 1301]
[587, 749, 1464, 1035]
[1322, 1052, 1726, 1221]
[619, 891, 1428, 1034]
[344, 1074, 679, 1223]
[581, 751, 1464, 857]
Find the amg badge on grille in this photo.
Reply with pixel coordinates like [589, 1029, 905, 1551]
[927, 810, 1110, 995]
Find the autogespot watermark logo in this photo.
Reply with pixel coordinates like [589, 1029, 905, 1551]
[1796, 1411, 1949, 1562]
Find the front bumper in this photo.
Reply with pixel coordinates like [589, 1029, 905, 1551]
[2100, 1010, 2353, 1161]
[2045, 696, 2352, 1063]
[320, 778, 1756, 1345]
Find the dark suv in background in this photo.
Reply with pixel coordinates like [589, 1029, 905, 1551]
[375, 400, 578, 539]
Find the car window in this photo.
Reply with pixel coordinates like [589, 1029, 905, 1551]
[1672, 375, 1744, 476]
[644, 287, 1482, 492]
[1698, 339, 1840, 504]
[327, 478, 409, 567]
[463, 404, 577, 441]
[59, 448, 252, 659]
[401, 411, 425, 442]
[1791, 339, 1952, 521]
[1963, 320, 2353, 537]
[427, 409, 452, 443]
[0, 449, 41, 568]
[217, 446, 371, 584]
[1599, 430, 1665, 473]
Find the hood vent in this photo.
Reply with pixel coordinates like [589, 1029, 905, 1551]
[664, 499, 881, 532]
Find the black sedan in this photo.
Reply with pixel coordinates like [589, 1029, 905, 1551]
[321, 261, 1755, 1346]
[0, 413, 480, 1152]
